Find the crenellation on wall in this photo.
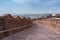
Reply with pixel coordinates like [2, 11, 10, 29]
[0, 14, 33, 39]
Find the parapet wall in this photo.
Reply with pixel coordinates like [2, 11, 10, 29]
[0, 14, 33, 39]
[36, 18, 60, 34]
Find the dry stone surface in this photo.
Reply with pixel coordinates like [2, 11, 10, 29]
[2, 21, 60, 40]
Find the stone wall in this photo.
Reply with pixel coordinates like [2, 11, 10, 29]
[0, 14, 33, 39]
[0, 18, 5, 39]
[37, 18, 60, 33]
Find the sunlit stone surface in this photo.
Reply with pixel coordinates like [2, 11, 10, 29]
[2, 22, 60, 40]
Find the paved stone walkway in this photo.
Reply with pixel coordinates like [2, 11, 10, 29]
[2, 23, 60, 40]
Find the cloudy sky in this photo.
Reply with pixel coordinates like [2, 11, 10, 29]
[0, 0, 60, 15]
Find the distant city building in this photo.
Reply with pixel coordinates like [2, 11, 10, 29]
[52, 14, 56, 16]
[55, 14, 60, 18]
[46, 14, 52, 18]
[52, 14, 56, 18]
[56, 14, 60, 16]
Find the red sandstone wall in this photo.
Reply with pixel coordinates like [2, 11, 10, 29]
[0, 19, 5, 39]
[0, 14, 33, 39]
[38, 18, 60, 33]
[39, 19, 58, 28]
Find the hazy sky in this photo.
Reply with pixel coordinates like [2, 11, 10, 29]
[0, 0, 60, 15]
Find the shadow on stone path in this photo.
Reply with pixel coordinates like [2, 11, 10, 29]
[2, 23, 60, 40]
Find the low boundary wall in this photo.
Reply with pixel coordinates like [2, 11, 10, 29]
[35, 18, 60, 34]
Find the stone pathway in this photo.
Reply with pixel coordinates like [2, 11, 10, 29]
[2, 23, 60, 40]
